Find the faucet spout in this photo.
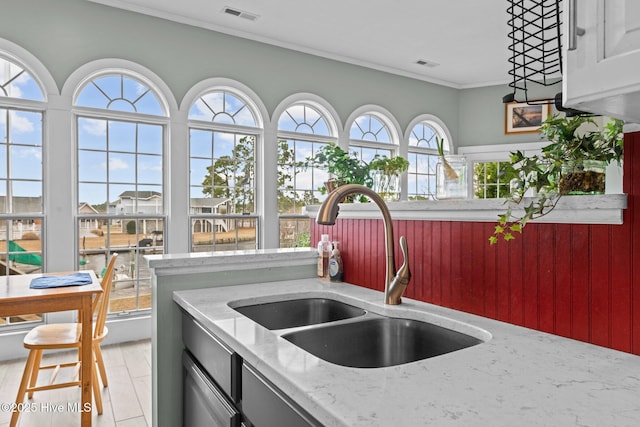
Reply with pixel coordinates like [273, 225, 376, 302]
[316, 184, 411, 305]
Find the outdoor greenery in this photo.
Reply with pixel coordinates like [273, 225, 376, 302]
[297, 142, 409, 199]
[298, 143, 372, 191]
[490, 114, 624, 245]
[368, 154, 410, 176]
[474, 161, 518, 199]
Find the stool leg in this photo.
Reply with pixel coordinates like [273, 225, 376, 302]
[94, 342, 108, 387]
[27, 349, 42, 399]
[92, 351, 103, 415]
[11, 350, 37, 427]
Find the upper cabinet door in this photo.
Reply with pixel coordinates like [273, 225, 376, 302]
[563, 0, 640, 123]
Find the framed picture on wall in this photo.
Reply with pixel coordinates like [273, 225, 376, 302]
[505, 102, 549, 134]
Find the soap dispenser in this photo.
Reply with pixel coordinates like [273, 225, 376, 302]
[329, 241, 343, 282]
[317, 234, 332, 279]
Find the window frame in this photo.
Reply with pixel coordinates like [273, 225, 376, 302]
[73, 71, 169, 316]
[187, 89, 262, 252]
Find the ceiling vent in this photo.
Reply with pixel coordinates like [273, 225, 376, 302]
[415, 59, 439, 68]
[222, 6, 259, 21]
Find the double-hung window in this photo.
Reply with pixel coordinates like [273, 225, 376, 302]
[0, 56, 45, 326]
[188, 90, 260, 251]
[277, 103, 334, 247]
[407, 122, 448, 200]
[75, 72, 167, 314]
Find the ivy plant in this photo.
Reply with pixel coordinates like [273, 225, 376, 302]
[490, 114, 624, 245]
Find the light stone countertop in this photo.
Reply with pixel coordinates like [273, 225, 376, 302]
[173, 279, 640, 427]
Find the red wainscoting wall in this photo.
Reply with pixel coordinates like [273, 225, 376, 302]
[312, 131, 640, 356]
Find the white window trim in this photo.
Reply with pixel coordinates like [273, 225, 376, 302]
[183, 80, 267, 250]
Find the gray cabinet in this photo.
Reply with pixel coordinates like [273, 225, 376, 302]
[183, 352, 241, 427]
[242, 363, 321, 427]
[181, 311, 319, 427]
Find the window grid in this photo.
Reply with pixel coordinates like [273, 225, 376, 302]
[408, 122, 445, 200]
[188, 90, 260, 252]
[0, 56, 45, 327]
[0, 57, 44, 101]
[473, 161, 517, 199]
[349, 114, 395, 164]
[277, 104, 334, 247]
[75, 73, 166, 314]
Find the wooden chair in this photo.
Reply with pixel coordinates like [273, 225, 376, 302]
[11, 254, 118, 427]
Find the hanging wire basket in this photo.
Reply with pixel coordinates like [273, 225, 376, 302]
[506, 0, 563, 105]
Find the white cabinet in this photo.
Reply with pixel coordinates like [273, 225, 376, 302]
[563, 0, 640, 123]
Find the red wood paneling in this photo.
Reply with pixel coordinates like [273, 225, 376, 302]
[310, 131, 640, 355]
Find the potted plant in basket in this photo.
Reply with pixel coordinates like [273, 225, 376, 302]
[490, 114, 623, 245]
[368, 154, 410, 201]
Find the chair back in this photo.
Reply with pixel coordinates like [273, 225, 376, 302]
[93, 253, 118, 340]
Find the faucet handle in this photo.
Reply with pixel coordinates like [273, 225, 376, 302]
[386, 236, 411, 305]
[397, 236, 411, 283]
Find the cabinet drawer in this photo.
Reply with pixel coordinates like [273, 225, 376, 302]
[183, 352, 240, 427]
[241, 362, 320, 427]
[182, 312, 240, 401]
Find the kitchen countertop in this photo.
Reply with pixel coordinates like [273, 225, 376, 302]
[173, 279, 640, 427]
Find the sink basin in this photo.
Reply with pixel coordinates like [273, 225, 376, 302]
[232, 298, 366, 330]
[283, 317, 483, 368]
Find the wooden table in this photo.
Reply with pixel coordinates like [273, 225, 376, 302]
[0, 271, 102, 427]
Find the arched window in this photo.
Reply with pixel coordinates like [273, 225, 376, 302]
[348, 113, 395, 163]
[277, 102, 336, 247]
[0, 54, 45, 326]
[75, 71, 167, 314]
[188, 89, 260, 252]
[407, 120, 450, 200]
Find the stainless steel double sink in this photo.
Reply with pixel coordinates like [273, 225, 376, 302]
[231, 297, 485, 368]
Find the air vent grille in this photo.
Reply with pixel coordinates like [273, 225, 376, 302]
[415, 59, 439, 68]
[223, 6, 259, 21]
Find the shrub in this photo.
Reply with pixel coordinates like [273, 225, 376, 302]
[126, 220, 137, 235]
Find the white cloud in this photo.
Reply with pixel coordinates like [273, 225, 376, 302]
[13, 147, 42, 161]
[139, 162, 162, 172]
[9, 111, 34, 133]
[81, 119, 107, 136]
[108, 157, 129, 170]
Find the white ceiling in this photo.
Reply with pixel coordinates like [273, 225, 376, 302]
[89, 0, 512, 89]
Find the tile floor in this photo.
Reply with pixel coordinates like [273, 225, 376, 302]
[0, 339, 151, 427]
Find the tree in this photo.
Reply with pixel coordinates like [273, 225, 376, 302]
[201, 135, 255, 213]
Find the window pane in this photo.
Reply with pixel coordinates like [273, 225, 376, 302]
[79, 183, 108, 212]
[350, 114, 391, 143]
[190, 131, 255, 215]
[279, 217, 310, 248]
[278, 105, 330, 136]
[10, 146, 41, 180]
[409, 123, 438, 149]
[76, 74, 165, 116]
[191, 217, 257, 252]
[109, 153, 136, 183]
[78, 219, 161, 313]
[109, 121, 136, 152]
[0, 58, 44, 101]
[138, 124, 163, 154]
[190, 129, 213, 158]
[9, 111, 42, 145]
[78, 118, 107, 150]
[78, 150, 107, 182]
[138, 154, 162, 184]
[473, 161, 517, 199]
[189, 91, 257, 127]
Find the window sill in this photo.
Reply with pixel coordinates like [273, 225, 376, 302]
[304, 194, 627, 225]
